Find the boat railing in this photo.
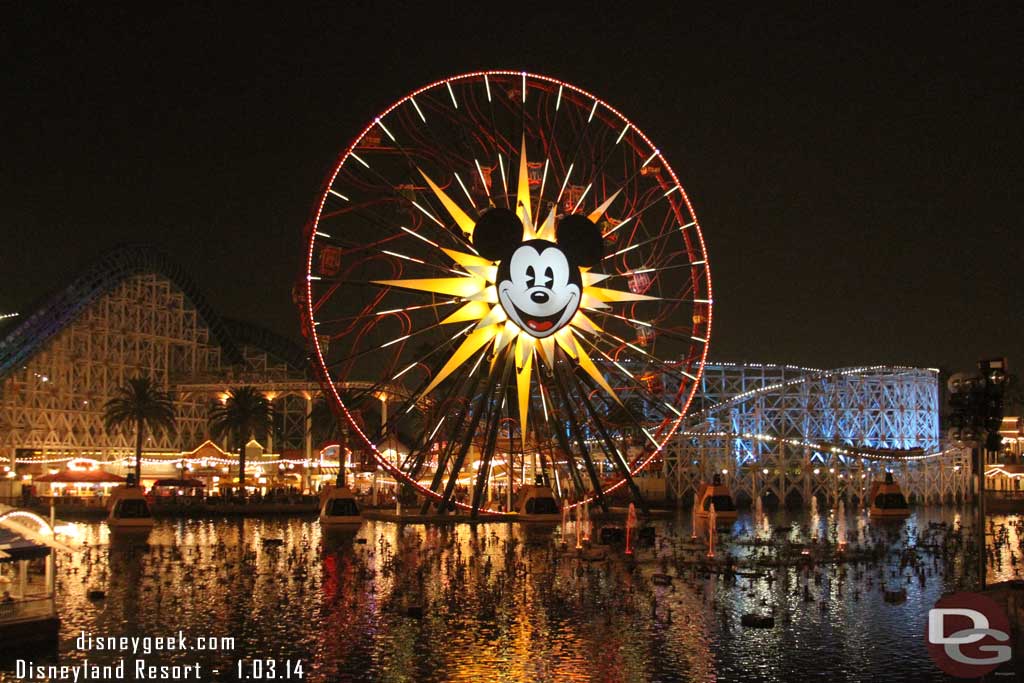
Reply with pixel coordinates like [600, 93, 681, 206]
[0, 595, 56, 623]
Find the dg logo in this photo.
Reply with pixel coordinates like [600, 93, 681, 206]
[927, 592, 1013, 678]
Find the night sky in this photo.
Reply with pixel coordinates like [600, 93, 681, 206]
[4, 4, 1021, 374]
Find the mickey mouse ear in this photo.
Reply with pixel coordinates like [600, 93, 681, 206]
[556, 214, 604, 267]
[473, 208, 522, 261]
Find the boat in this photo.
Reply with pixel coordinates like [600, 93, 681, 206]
[0, 507, 63, 646]
[319, 478, 363, 526]
[513, 483, 561, 522]
[868, 472, 911, 518]
[106, 485, 155, 530]
[695, 474, 738, 523]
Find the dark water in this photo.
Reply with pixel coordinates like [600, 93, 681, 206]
[2, 507, 1021, 682]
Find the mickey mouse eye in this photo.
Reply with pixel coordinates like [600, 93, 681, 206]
[526, 265, 536, 288]
[542, 266, 554, 289]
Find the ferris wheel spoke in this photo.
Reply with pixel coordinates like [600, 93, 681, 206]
[378, 334, 480, 437]
[570, 331, 685, 425]
[326, 321, 473, 381]
[612, 261, 708, 280]
[581, 148, 660, 221]
[524, 391, 558, 493]
[577, 325, 703, 386]
[317, 236, 474, 279]
[603, 221, 697, 263]
[571, 364, 667, 475]
[419, 352, 488, 513]
[481, 77, 513, 208]
[470, 353, 515, 517]
[390, 346, 477, 482]
[400, 405, 452, 484]
[316, 201, 471, 267]
[560, 354, 649, 513]
[437, 344, 510, 512]
[571, 358, 668, 462]
[331, 149, 481, 254]
[607, 295, 704, 305]
[368, 110, 489, 236]
[584, 308, 708, 359]
[532, 84, 566, 226]
[601, 183, 687, 241]
[548, 98, 603, 214]
[367, 363, 445, 448]
[372, 299, 462, 318]
[570, 120, 642, 222]
[542, 357, 609, 512]
[402, 84, 511, 214]
[533, 376, 588, 501]
[533, 96, 585, 215]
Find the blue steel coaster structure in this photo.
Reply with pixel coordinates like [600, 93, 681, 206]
[663, 363, 970, 506]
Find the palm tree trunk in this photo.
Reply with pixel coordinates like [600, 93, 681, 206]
[134, 419, 145, 488]
[238, 440, 246, 500]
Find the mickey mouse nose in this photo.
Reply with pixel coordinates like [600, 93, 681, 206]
[530, 291, 550, 304]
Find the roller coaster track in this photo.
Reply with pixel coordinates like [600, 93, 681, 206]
[676, 429, 947, 462]
[0, 245, 245, 380]
[688, 364, 935, 421]
[683, 364, 946, 462]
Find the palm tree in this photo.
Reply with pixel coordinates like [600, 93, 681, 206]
[208, 387, 274, 497]
[104, 376, 176, 486]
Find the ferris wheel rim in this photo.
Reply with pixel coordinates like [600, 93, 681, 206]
[301, 70, 714, 511]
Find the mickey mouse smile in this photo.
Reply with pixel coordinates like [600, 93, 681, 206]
[504, 290, 580, 334]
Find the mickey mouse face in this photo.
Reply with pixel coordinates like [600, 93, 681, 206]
[500, 240, 580, 336]
[474, 209, 603, 339]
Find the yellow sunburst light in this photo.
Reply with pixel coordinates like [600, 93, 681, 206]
[373, 141, 657, 440]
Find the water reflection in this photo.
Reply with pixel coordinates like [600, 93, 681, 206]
[8, 508, 1021, 682]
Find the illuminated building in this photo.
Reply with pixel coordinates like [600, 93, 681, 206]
[0, 247, 315, 488]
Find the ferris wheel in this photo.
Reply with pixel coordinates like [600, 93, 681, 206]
[300, 71, 712, 515]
